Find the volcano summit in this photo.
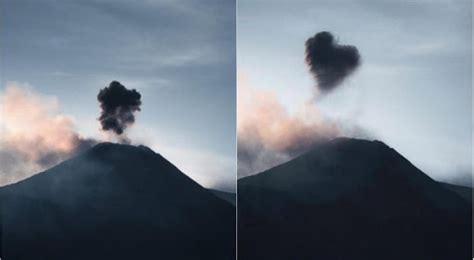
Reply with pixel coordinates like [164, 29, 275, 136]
[1, 143, 235, 260]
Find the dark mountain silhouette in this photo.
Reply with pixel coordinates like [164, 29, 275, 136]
[442, 183, 472, 203]
[209, 189, 236, 206]
[0, 143, 235, 260]
[238, 138, 472, 260]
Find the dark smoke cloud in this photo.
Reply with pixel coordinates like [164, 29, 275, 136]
[98, 81, 142, 135]
[305, 31, 361, 91]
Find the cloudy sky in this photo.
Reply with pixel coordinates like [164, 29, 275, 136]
[238, 0, 471, 185]
[1, 0, 471, 189]
[1, 0, 236, 191]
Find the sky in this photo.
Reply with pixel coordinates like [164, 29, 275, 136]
[1, 0, 472, 190]
[237, 0, 472, 185]
[0, 0, 236, 191]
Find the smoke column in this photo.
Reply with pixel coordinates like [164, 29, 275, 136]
[238, 32, 365, 177]
[0, 83, 97, 186]
[305, 31, 360, 92]
[97, 81, 141, 137]
[237, 75, 339, 177]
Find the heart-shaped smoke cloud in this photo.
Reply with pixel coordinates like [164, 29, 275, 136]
[305, 31, 361, 91]
[238, 32, 366, 177]
[97, 81, 142, 136]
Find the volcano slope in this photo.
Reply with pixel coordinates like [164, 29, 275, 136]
[1, 143, 235, 260]
[238, 138, 472, 260]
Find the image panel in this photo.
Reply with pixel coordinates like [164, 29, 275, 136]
[0, 1, 236, 259]
[237, 0, 472, 259]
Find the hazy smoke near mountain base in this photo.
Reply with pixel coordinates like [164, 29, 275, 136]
[97, 81, 141, 138]
[305, 31, 360, 92]
[237, 77, 339, 177]
[0, 83, 97, 186]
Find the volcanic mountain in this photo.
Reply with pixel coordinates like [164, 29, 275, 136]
[0, 143, 235, 260]
[238, 138, 472, 260]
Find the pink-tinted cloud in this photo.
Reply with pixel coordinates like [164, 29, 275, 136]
[237, 75, 339, 177]
[0, 83, 96, 186]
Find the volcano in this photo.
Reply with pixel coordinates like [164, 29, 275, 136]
[238, 138, 472, 260]
[0, 143, 235, 260]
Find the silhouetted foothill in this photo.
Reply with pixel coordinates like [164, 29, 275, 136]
[97, 81, 141, 135]
[305, 31, 361, 91]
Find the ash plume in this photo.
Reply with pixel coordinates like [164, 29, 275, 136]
[238, 32, 366, 177]
[237, 76, 339, 177]
[305, 31, 360, 91]
[0, 83, 98, 186]
[97, 81, 141, 136]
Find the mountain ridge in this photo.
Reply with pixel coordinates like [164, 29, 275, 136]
[1, 142, 235, 260]
[238, 137, 472, 259]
